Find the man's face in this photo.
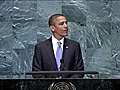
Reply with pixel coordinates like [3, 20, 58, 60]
[50, 16, 68, 40]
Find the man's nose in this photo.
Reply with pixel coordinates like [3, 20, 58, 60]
[64, 23, 68, 27]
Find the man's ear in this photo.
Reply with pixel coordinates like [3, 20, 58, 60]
[50, 25, 55, 32]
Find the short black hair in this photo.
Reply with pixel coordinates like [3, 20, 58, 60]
[48, 14, 65, 27]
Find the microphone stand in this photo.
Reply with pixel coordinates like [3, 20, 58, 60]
[60, 59, 68, 71]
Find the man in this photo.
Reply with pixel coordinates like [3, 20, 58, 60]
[32, 14, 84, 78]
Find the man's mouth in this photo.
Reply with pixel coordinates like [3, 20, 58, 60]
[63, 29, 68, 31]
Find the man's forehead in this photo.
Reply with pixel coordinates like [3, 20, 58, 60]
[56, 17, 67, 22]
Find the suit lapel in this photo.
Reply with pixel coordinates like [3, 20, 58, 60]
[45, 37, 58, 70]
[62, 38, 70, 64]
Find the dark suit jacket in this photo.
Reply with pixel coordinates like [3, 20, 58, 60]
[32, 37, 84, 78]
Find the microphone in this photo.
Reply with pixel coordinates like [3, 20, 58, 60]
[60, 59, 68, 71]
[60, 59, 64, 64]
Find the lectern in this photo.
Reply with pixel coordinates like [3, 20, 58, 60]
[25, 71, 99, 79]
[25, 71, 99, 76]
[0, 70, 119, 90]
[25, 71, 99, 90]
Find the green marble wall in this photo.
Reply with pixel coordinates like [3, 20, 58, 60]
[0, 0, 120, 78]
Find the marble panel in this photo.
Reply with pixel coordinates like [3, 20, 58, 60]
[62, 3, 86, 24]
[37, 0, 62, 27]
[112, 1, 120, 22]
[12, 49, 33, 78]
[0, 1, 13, 22]
[86, 22, 111, 48]
[86, 0, 112, 22]
[85, 48, 112, 78]
[111, 22, 120, 49]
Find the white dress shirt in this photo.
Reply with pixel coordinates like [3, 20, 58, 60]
[52, 35, 64, 58]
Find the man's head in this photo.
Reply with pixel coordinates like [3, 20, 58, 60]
[48, 14, 68, 40]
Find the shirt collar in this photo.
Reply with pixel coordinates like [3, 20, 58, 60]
[52, 35, 64, 45]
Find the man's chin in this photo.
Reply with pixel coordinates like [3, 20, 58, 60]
[63, 34, 68, 37]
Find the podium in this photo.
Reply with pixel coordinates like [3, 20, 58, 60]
[25, 71, 99, 79]
[0, 78, 120, 90]
[25, 71, 100, 90]
[0, 71, 120, 90]
[25, 71, 99, 76]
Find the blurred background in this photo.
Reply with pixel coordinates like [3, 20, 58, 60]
[0, 0, 120, 79]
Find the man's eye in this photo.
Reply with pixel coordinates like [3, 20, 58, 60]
[59, 22, 64, 25]
[65, 21, 68, 25]
[59, 21, 67, 25]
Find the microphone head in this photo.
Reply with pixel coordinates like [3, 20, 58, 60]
[60, 59, 64, 63]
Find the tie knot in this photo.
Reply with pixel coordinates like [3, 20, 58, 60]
[57, 42, 62, 47]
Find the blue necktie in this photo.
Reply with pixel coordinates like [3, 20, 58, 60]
[56, 42, 62, 70]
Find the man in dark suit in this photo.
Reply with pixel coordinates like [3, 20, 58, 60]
[32, 14, 84, 78]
